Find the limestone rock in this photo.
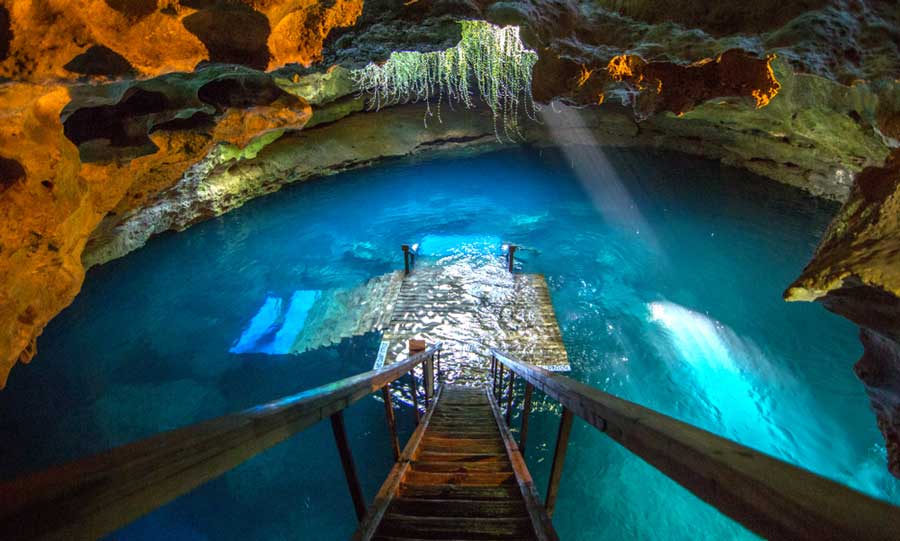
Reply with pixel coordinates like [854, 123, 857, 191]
[786, 150, 900, 476]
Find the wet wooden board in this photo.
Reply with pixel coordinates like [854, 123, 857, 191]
[353, 386, 557, 541]
[377, 264, 570, 382]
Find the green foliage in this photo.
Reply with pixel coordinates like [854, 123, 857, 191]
[351, 20, 539, 141]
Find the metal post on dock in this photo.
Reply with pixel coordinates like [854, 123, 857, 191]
[402, 244, 411, 275]
[506, 244, 517, 273]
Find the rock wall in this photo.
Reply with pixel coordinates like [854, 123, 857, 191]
[1, 0, 900, 477]
[786, 149, 900, 476]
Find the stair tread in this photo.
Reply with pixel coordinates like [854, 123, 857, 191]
[389, 497, 528, 517]
[358, 386, 553, 540]
[411, 461, 513, 473]
[376, 514, 536, 540]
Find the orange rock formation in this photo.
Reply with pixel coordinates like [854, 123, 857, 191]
[1, 0, 363, 82]
[607, 50, 781, 116]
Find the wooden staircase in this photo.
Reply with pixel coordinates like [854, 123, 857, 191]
[355, 385, 557, 541]
[5, 344, 900, 541]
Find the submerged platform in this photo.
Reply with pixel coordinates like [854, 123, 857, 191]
[234, 244, 571, 383]
[376, 259, 570, 384]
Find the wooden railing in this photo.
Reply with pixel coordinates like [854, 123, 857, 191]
[0, 343, 442, 541]
[489, 348, 900, 541]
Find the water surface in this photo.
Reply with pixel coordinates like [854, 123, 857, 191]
[1, 144, 893, 540]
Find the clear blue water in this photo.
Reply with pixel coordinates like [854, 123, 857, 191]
[2, 145, 896, 539]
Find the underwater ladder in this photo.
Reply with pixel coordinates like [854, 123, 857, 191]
[2, 246, 900, 540]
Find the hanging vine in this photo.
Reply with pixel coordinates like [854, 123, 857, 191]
[351, 20, 540, 141]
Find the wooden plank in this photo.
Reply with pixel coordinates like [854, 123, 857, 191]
[403, 471, 517, 487]
[388, 497, 527, 517]
[490, 349, 900, 541]
[376, 515, 534, 539]
[416, 452, 508, 463]
[0, 344, 441, 541]
[353, 386, 445, 541]
[411, 462, 512, 473]
[398, 484, 522, 501]
[487, 387, 559, 541]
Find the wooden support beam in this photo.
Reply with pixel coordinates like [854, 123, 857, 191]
[381, 385, 400, 461]
[505, 372, 516, 426]
[331, 411, 367, 521]
[545, 408, 573, 518]
[490, 349, 900, 541]
[424, 355, 435, 408]
[352, 387, 445, 540]
[410, 372, 420, 424]
[487, 388, 559, 541]
[520, 383, 534, 456]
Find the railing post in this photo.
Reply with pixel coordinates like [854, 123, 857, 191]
[507, 244, 517, 273]
[496, 363, 505, 400]
[402, 244, 410, 275]
[410, 371, 420, 423]
[424, 355, 435, 407]
[381, 385, 400, 461]
[330, 411, 367, 521]
[505, 372, 515, 426]
[520, 383, 534, 456]
[408, 339, 431, 410]
[546, 407, 574, 518]
[436, 350, 442, 384]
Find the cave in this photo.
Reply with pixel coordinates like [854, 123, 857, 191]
[1, 2, 900, 540]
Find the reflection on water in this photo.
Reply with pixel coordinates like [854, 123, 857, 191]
[230, 291, 320, 354]
[647, 300, 886, 497]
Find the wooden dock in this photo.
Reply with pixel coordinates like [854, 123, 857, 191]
[280, 251, 569, 383]
[376, 259, 570, 384]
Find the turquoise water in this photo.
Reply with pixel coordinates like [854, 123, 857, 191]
[1, 145, 896, 539]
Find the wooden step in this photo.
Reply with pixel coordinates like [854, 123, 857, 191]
[411, 461, 512, 473]
[404, 471, 517, 487]
[420, 438, 506, 454]
[356, 385, 557, 540]
[416, 452, 508, 463]
[399, 483, 523, 501]
[376, 515, 536, 540]
[388, 498, 528, 518]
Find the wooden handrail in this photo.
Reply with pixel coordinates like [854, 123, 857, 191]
[490, 348, 900, 541]
[0, 343, 442, 541]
